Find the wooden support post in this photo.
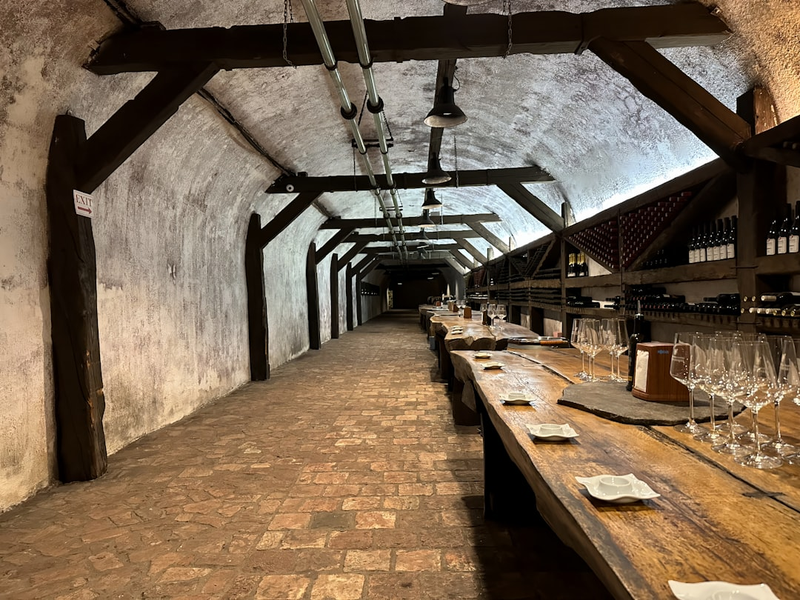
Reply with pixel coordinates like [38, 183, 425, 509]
[245, 214, 269, 380]
[255, 192, 323, 248]
[306, 243, 321, 350]
[45, 115, 108, 482]
[353, 255, 372, 328]
[330, 254, 340, 340]
[346, 264, 355, 331]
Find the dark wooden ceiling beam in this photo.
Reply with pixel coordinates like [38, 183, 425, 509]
[455, 239, 487, 265]
[320, 213, 501, 229]
[76, 63, 219, 192]
[741, 113, 800, 168]
[589, 38, 751, 169]
[266, 166, 552, 194]
[362, 243, 460, 254]
[347, 230, 480, 243]
[337, 240, 370, 269]
[87, 4, 729, 75]
[448, 250, 474, 270]
[497, 182, 564, 232]
[255, 192, 323, 249]
[468, 222, 510, 254]
[316, 228, 355, 264]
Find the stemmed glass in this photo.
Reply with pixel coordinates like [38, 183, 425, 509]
[487, 303, 496, 324]
[496, 305, 507, 323]
[766, 337, 799, 457]
[599, 319, 616, 381]
[784, 339, 800, 465]
[607, 319, 628, 382]
[693, 334, 725, 444]
[670, 332, 704, 435]
[571, 319, 589, 381]
[582, 319, 603, 382]
[736, 340, 782, 469]
[710, 338, 750, 455]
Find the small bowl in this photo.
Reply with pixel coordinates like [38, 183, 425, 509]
[538, 424, 565, 436]
[474, 352, 492, 359]
[710, 593, 760, 600]
[506, 392, 527, 401]
[598, 476, 633, 495]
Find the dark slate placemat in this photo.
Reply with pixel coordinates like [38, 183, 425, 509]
[558, 381, 738, 426]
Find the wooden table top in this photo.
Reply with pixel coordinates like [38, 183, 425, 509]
[431, 316, 535, 351]
[450, 347, 800, 600]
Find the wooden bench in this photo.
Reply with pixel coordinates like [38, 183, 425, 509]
[450, 347, 800, 600]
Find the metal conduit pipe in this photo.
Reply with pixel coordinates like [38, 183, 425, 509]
[299, 0, 402, 253]
[344, 0, 408, 260]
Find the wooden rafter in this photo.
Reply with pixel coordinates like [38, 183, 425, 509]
[316, 228, 355, 264]
[347, 230, 480, 243]
[449, 250, 474, 270]
[88, 4, 729, 74]
[266, 166, 552, 194]
[255, 192, 323, 249]
[468, 223, 510, 254]
[455, 239, 487, 265]
[497, 182, 564, 232]
[337, 240, 370, 270]
[77, 64, 219, 192]
[320, 213, 501, 229]
[589, 38, 751, 169]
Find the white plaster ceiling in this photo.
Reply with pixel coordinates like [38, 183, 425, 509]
[115, 0, 800, 244]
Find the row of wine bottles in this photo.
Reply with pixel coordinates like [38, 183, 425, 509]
[606, 288, 741, 315]
[688, 217, 737, 263]
[742, 292, 800, 317]
[766, 201, 800, 255]
[566, 253, 589, 277]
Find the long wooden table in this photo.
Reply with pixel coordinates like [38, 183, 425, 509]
[450, 346, 800, 600]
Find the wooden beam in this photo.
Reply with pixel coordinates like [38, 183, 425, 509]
[741, 107, 800, 168]
[88, 4, 729, 74]
[347, 230, 480, 243]
[498, 182, 564, 231]
[589, 38, 750, 169]
[266, 166, 552, 194]
[468, 223, 510, 254]
[360, 257, 383, 278]
[627, 169, 737, 271]
[449, 250, 474, 270]
[346, 263, 355, 332]
[256, 192, 323, 248]
[245, 214, 269, 381]
[46, 115, 108, 482]
[321, 213, 501, 229]
[77, 64, 219, 192]
[306, 243, 321, 350]
[316, 228, 355, 264]
[362, 243, 460, 254]
[330, 254, 340, 340]
[455, 239, 488, 265]
[337, 240, 370, 270]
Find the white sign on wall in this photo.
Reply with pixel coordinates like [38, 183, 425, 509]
[73, 190, 94, 219]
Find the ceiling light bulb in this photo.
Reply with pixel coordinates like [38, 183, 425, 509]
[424, 78, 467, 128]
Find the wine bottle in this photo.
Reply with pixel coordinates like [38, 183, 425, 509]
[760, 292, 800, 305]
[696, 224, 705, 263]
[581, 252, 589, 277]
[709, 220, 718, 261]
[766, 215, 779, 256]
[778, 205, 791, 255]
[626, 303, 648, 392]
[727, 216, 737, 259]
[567, 253, 575, 277]
[716, 219, 726, 260]
[688, 227, 696, 264]
[789, 202, 799, 254]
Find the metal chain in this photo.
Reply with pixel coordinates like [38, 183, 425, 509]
[282, 0, 296, 68]
[503, 0, 513, 59]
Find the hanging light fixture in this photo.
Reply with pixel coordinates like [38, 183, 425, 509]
[443, 1, 490, 5]
[424, 77, 467, 128]
[421, 153, 451, 185]
[419, 210, 436, 228]
[421, 188, 443, 210]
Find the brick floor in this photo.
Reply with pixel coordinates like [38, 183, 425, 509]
[0, 310, 611, 599]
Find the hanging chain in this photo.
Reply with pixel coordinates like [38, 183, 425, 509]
[503, 0, 513, 58]
[282, 0, 296, 68]
[453, 131, 459, 189]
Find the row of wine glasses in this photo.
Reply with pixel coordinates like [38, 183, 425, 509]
[479, 303, 507, 323]
[670, 331, 800, 470]
[570, 318, 628, 382]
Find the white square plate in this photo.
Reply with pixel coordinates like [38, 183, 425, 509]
[527, 423, 578, 440]
[668, 580, 780, 600]
[575, 474, 660, 504]
[482, 362, 503, 370]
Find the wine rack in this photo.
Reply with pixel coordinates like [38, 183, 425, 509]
[620, 193, 691, 268]
[567, 217, 620, 271]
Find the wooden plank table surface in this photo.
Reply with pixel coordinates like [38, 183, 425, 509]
[431, 315, 535, 351]
[450, 348, 800, 600]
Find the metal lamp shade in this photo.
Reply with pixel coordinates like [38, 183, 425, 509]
[419, 210, 436, 228]
[421, 188, 443, 210]
[421, 154, 451, 185]
[424, 80, 467, 128]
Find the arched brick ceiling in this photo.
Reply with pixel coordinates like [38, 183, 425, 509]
[100, 0, 800, 245]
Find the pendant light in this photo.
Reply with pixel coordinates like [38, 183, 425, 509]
[421, 153, 451, 185]
[421, 188, 443, 210]
[424, 78, 467, 128]
[443, 1, 489, 4]
[419, 210, 436, 228]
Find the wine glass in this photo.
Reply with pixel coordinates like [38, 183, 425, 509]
[712, 339, 751, 455]
[599, 319, 616, 381]
[765, 337, 799, 457]
[736, 340, 782, 469]
[571, 319, 589, 381]
[496, 305, 507, 323]
[487, 303, 496, 325]
[670, 332, 704, 435]
[784, 339, 800, 465]
[582, 319, 602, 382]
[693, 334, 725, 444]
[610, 319, 629, 383]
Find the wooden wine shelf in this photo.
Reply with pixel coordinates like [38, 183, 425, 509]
[756, 316, 800, 332]
[623, 260, 737, 285]
[568, 273, 621, 287]
[754, 254, 800, 276]
[565, 307, 618, 318]
[632, 310, 739, 329]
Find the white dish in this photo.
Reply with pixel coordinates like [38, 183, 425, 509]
[527, 423, 578, 440]
[482, 362, 503, 370]
[575, 474, 660, 504]
[500, 393, 534, 406]
[474, 352, 492, 359]
[668, 580, 780, 600]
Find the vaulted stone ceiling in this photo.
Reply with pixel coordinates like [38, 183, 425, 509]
[109, 0, 799, 251]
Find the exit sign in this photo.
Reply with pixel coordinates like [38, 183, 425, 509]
[73, 190, 94, 219]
